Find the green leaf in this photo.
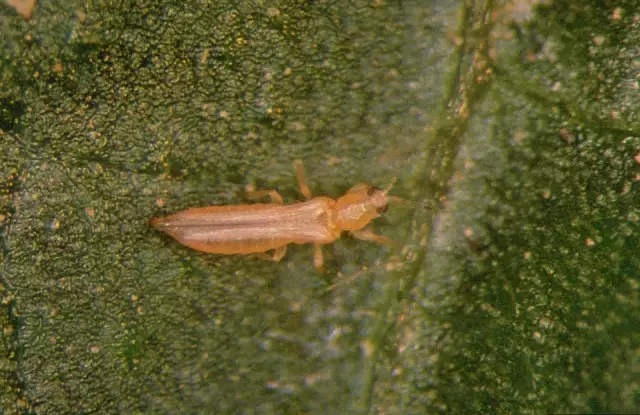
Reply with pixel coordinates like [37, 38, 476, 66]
[0, 0, 638, 413]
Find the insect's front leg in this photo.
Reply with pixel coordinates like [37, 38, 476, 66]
[351, 228, 398, 247]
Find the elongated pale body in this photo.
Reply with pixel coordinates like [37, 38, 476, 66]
[150, 160, 395, 271]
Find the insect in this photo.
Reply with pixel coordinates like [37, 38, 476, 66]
[149, 160, 399, 272]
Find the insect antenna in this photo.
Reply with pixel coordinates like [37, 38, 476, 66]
[381, 177, 411, 205]
[382, 177, 396, 195]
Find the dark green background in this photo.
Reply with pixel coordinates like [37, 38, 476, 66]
[1, 0, 638, 414]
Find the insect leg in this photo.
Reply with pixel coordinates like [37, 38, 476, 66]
[293, 159, 313, 200]
[327, 254, 404, 292]
[351, 228, 398, 247]
[272, 245, 287, 261]
[246, 190, 284, 204]
[255, 245, 287, 262]
[313, 244, 324, 273]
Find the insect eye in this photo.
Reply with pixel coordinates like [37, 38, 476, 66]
[367, 186, 380, 196]
[376, 204, 389, 214]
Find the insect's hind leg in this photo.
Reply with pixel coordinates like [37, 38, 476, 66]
[255, 245, 287, 262]
[293, 159, 313, 200]
[246, 189, 284, 204]
[272, 245, 287, 261]
[313, 244, 324, 273]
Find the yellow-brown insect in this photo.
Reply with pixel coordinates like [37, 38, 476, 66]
[149, 160, 397, 271]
